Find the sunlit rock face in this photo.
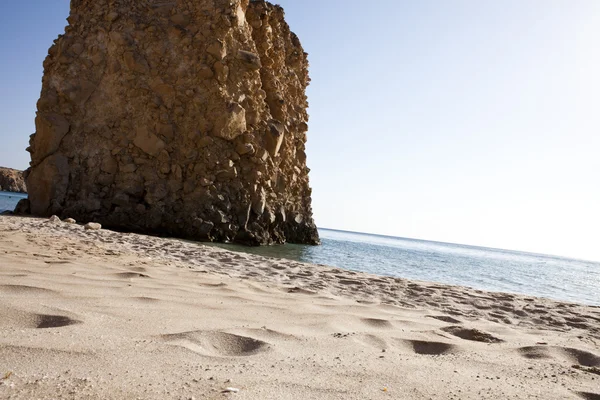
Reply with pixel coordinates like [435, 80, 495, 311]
[25, 0, 319, 245]
[0, 167, 26, 193]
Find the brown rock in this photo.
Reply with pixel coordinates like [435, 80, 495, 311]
[207, 40, 226, 60]
[13, 199, 30, 215]
[27, 154, 69, 215]
[198, 65, 214, 80]
[213, 61, 229, 84]
[0, 167, 27, 193]
[123, 51, 149, 74]
[213, 102, 246, 140]
[265, 120, 285, 157]
[170, 13, 189, 26]
[106, 12, 119, 23]
[235, 142, 255, 155]
[237, 50, 262, 70]
[25, 0, 319, 246]
[133, 127, 166, 156]
[29, 113, 70, 166]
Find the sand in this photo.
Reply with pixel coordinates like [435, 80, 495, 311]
[0, 215, 599, 399]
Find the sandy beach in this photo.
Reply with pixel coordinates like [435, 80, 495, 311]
[0, 215, 599, 399]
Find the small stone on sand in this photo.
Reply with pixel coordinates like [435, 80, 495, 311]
[84, 222, 102, 230]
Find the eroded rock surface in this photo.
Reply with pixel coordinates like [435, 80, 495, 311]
[0, 167, 27, 193]
[26, 0, 319, 245]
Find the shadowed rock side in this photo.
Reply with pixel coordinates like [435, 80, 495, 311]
[25, 0, 319, 245]
[0, 167, 27, 193]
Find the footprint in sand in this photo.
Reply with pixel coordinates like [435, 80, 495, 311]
[395, 339, 457, 356]
[337, 278, 364, 286]
[517, 345, 600, 367]
[131, 296, 160, 303]
[201, 282, 228, 288]
[559, 347, 600, 367]
[161, 331, 270, 357]
[36, 314, 80, 329]
[441, 326, 503, 343]
[564, 316, 592, 330]
[518, 346, 552, 360]
[114, 272, 151, 279]
[0, 307, 80, 329]
[286, 287, 317, 295]
[426, 315, 462, 324]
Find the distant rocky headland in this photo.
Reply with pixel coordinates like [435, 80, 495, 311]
[0, 167, 27, 193]
[24, 0, 319, 245]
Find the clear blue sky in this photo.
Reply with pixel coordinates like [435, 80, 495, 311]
[1, 1, 599, 261]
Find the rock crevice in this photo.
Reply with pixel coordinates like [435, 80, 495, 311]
[26, 0, 319, 245]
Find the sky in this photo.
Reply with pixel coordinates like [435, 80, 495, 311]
[0, 1, 599, 261]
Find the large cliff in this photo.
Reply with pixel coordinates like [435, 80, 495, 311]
[0, 167, 27, 193]
[25, 0, 319, 245]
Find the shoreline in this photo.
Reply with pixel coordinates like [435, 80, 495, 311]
[210, 238, 600, 309]
[1, 215, 599, 399]
[0, 191, 27, 196]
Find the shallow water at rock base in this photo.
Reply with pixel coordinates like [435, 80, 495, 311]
[0, 191, 27, 213]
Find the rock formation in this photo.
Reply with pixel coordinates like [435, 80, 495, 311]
[25, 0, 319, 245]
[0, 167, 27, 193]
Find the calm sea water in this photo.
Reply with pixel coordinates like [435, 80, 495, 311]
[1, 190, 597, 306]
[0, 191, 27, 213]
[213, 228, 600, 306]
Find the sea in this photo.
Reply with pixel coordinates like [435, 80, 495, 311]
[1, 191, 598, 306]
[0, 191, 27, 213]
[213, 229, 600, 307]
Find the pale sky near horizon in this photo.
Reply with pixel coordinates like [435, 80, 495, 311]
[0, 1, 599, 261]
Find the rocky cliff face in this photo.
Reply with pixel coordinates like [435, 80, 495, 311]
[26, 0, 319, 245]
[0, 167, 26, 193]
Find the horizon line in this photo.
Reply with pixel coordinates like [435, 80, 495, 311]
[317, 226, 600, 264]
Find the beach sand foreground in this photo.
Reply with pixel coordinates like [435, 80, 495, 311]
[0, 215, 599, 399]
